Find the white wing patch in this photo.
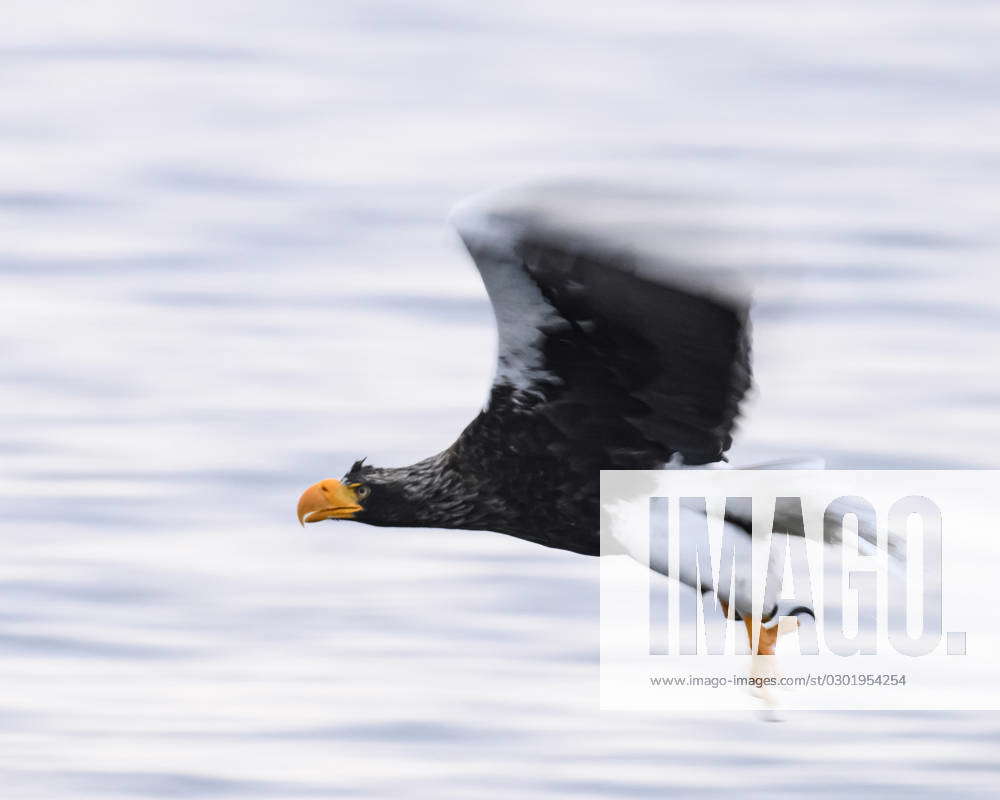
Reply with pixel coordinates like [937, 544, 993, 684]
[451, 198, 567, 399]
[479, 254, 566, 394]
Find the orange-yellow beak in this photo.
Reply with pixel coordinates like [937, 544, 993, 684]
[296, 479, 363, 526]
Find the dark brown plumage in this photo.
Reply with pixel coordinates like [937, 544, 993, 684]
[297, 193, 752, 557]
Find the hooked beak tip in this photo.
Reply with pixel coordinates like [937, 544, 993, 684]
[296, 479, 362, 526]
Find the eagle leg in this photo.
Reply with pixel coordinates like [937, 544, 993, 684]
[719, 602, 798, 655]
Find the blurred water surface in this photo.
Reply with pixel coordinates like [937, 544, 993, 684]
[3, 1, 1000, 798]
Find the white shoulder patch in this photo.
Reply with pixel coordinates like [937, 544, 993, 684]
[450, 197, 567, 399]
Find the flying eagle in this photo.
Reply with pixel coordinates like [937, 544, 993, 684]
[297, 189, 841, 656]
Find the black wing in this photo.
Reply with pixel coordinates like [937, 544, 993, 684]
[453, 198, 752, 470]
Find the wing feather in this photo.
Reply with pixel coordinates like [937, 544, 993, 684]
[453, 194, 752, 469]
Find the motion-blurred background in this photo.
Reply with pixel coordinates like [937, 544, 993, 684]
[3, 2, 999, 797]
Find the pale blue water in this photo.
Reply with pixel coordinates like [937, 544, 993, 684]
[2, 2, 1000, 797]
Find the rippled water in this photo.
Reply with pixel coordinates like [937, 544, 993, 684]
[3, 2, 1000, 797]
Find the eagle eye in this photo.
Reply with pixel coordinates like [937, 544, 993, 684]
[355, 484, 371, 500]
